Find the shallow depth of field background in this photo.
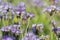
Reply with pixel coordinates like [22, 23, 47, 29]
[0, 0, 60, 40]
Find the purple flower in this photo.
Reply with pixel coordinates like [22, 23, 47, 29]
[27, 12, 35, 18]
[12, 24, 18, 28]
[7, 25, 12, 30]
[2, 35, 15, 40]
[52, 26, 60, 34]
[42, 5, 57, 16]
[0, 2, 15, 15]
[12, 23, 21, 29]
[52, 27, 57, 34]
[6, 37, 14, 40]
[22, 15, 27, 20]
[1, 26, 10, 32]
[57, 27, 60, 31]
[15, 29, 20, 35]
[54, 0, 58, 3]
[56, 6, 60, 12]
[32, 24, 36, 33]
[0, 2, 9, 14]
[1, 2, 9, 13]
[8, 4, 15, 15]
[15, 2, 26, 15]
[10, 27, 17, 33]
[22, 32, 39, 40]
[43, 5, 56, 12]
[1, 27, 5, 32]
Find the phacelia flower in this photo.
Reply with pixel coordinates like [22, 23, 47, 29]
[22, 32, 39, 40]
[43, 5, 57, 16]
[52, 26, 60, 35]
[10, 27, 17, 33]
[15, 2, 26, 15]
[2, 35, 15, 40]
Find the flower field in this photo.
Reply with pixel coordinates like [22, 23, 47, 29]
[0, 0, 60, 40]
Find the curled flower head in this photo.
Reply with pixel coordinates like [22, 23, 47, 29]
[17, 2, 25, 7]
[1, 2, 9, 13]
[0, 2, 15, 15]
[43, 5, 57, 16]
[15, 2, 26, 15]
[43, 5, 56, 12]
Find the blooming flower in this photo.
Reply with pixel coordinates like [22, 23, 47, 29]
[15, 2, 26, 15]
[42, 5, 57, 16]
[57, 27, 60, 31]
[22, 32, 39, 40]
[2, 35, 15, 40]
[43, 5, 56, 12]
[10, 27, 17, 33]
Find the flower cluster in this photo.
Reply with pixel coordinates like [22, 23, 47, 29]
[1, 23, 21, 40]
[0, 0, 60, 40]
[43, 1, 60, 16]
